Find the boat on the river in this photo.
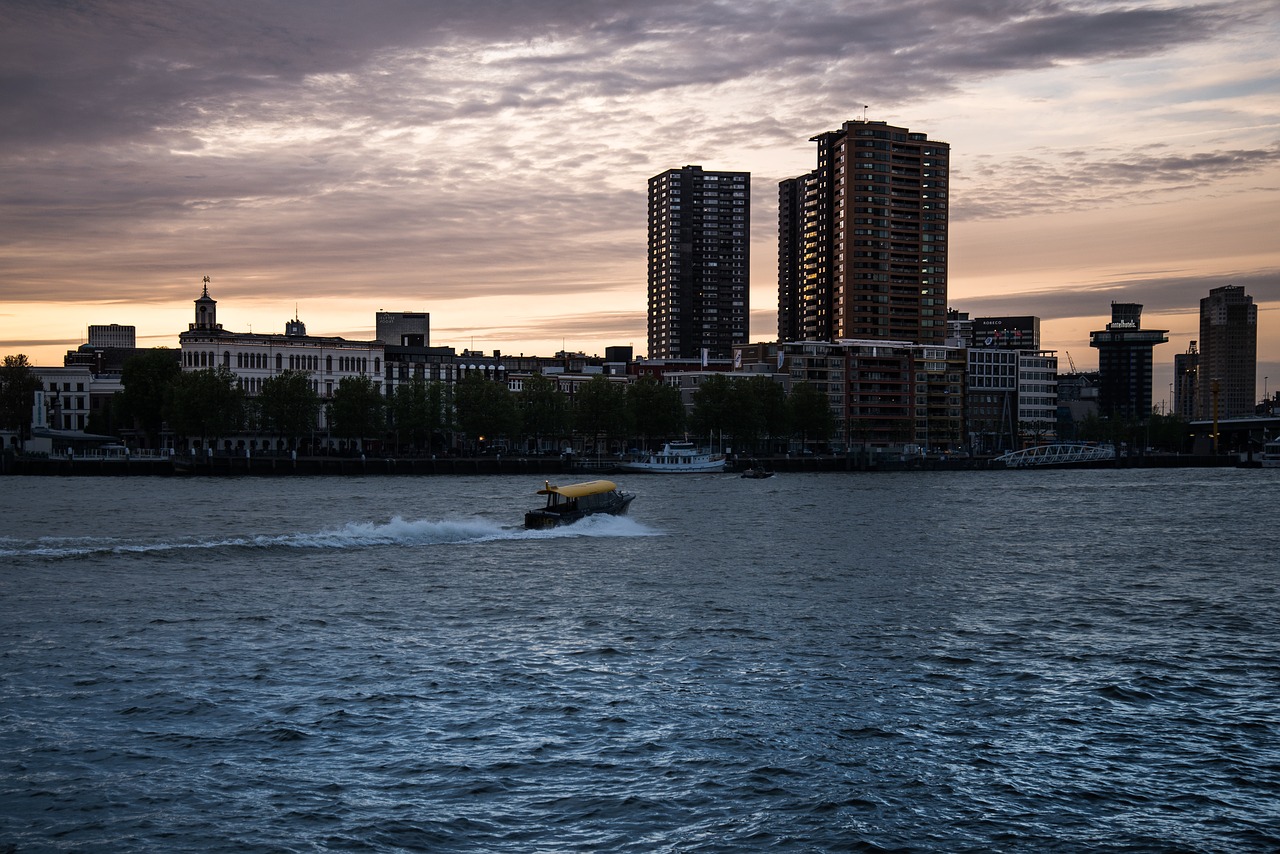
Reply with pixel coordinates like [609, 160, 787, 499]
[1263, 437, 1280, 469]
[523, 479, 635, 529]
[740, 467, 775, 479]
[620, 442, 726, 473]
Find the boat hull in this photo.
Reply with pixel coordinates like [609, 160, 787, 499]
[619, 459, 725, 473]
[524, 494, 634, 529]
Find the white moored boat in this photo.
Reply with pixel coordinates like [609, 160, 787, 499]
[1262, 438, 1280, 469]
[620, 442, 726, 473]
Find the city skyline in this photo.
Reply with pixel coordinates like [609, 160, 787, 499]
[2, 1, 1278, 405]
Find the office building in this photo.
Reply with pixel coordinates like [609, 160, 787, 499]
[973, 316, 1039, 350]
[88, 324, 136, 349]
[1017, 350, 1059, 436]
[1196, 285, 1256, 419]
[778, 119, 949, 344]
[1089, 303, 1168, 419]
[647, 165, 750, 360]
[64, 324, 145, 374]
[375, 312, 430, 347]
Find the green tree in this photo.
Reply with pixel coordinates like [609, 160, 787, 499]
[168, 366, 245, 447]
[573, 375, 629, 452]
[518, 373, 567, 451]
[626, 376, 684, 448]
[453, 373, 519, 451]
[1146, 411, 1188, 452]
[119, 349, 180, 447]
[258, 370, 321, 451]
[390, 377, 445, 452]
[750, 375, 790, 451]
[725, 378, 765, 453]
[689, 373, 733, 444]
[0, 354, 42, 449]
[788, 381, 835, 450]
[328, 376, 386, 452]
[85, 393, 119, 438]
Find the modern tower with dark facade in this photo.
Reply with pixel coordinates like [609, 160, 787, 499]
[1089, 303, 1168, 419]
[647, 165, 750, 360]
[776, 176, 805, 344]
[1196, 285, 1257, 419]
[777, 119, 949, 344]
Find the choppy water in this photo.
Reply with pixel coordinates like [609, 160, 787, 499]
[2, 469, 1278, 852]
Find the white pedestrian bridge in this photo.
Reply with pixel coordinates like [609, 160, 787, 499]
[994, 443, 1116, 468]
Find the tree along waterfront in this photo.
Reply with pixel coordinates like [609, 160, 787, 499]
[17, 350, 839, 458]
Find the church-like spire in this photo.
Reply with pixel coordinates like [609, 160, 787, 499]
[193, 276, 220, 332]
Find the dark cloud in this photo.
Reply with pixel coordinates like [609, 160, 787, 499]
[958, 143, 1280, 220]
[954, 269, 1280, 322]
[0, 0, 1244, 148]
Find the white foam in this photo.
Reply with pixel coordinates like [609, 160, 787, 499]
[1, 514, 660, 559]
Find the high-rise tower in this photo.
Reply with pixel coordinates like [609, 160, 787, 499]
[778, 119, 949, 344]
[647, 165, 750, 360]
[1089, 303, 1168, 419]
[776, 176, 805, 344]
[1196, 285, 1256, 419]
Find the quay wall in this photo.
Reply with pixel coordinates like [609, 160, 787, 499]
[2, 452, 1242, 477]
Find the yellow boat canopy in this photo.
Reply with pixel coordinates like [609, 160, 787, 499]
[537, 480, 619, 498]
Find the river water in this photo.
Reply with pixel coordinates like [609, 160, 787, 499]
[1, 469, 1278, 852]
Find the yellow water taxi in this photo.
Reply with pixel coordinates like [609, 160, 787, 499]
[523, 479, 635, 529]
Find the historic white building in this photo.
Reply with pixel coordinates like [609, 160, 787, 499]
[177, 279, 384, 403]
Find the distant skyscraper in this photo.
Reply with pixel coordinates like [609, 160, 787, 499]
[87, 324, 136, 349]
[1196, 285, 1256, 419]
[647, 165, 750, 360]
[778, 119, 949, 344]
[1173, 341, 1198, 419]
[1089, 303, 1168, 419]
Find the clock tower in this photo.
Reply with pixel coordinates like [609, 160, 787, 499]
[192, 276, 222, 332]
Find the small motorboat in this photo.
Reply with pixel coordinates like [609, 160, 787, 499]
[740, 468, 775, 479]
[524, 479, 635, 529]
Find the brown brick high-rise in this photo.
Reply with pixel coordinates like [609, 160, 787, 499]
[778, 120, 949, 344]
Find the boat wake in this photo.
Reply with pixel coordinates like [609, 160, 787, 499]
[1, 514, 659, 560]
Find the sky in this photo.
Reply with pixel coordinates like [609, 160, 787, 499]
[2, 0, 1278, 405]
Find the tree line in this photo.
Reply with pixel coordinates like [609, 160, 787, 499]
[3, 349, 1201, 457]
[3, 349, 837, 456]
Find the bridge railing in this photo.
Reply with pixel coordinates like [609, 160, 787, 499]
[994, 443, 1116, 468]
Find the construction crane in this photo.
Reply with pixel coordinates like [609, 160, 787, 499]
[1066, 351, 1078, 373]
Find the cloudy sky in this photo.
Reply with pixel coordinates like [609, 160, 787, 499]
[2, 0, 1278, 401]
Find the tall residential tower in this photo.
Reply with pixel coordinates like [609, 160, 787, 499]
[647, 165, 750, 360]
[1196, 285, 1256, 419]
[778, 119, 949, 344]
